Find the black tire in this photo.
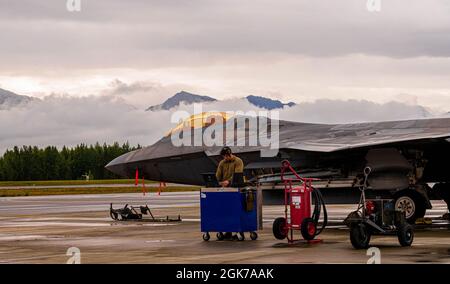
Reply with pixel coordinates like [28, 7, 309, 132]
[434, 183, 450, 211]
[216, 232, 224, 241]
[350, 223, 371, 249]
[238, 232, 245, 241]
[250, 232, 258, 240]
[301, 218, 317, 241]
[272, 217, 288, 240]
[397, 224, 414, 247]
[202, 233, 210, 241]
[394, 190, 426, 224]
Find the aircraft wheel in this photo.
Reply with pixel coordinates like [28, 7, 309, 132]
[250, 232, 258, 240]
[202, 233, 210, 241]
[397, 223, 414, 247]
[272, 217, 288, 240]
[394, 190, 426, 224]
[350, 223, 371, 249]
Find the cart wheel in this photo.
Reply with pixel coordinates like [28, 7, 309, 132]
[110, 212, 118, 220]
[202, 233, 210, 241]
[350, 223, 371, 249]
[216, 232, 225, 241]
[238, 232, 245, 241]
[301, 218, 317, 241]
[273, 217, 288, 240]
[397, 223, 414, 247]
[250, 232, 258, 240]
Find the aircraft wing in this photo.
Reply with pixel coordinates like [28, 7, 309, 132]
[279, 118, 450, 153]
[200, 117, 450, 156]
[270, 118, 450, 152]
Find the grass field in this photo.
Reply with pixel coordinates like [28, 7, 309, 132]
[0, 186, 200, 197]
[0, 179, 156, 187]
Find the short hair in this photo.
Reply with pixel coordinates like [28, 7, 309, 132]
[220, 147, 232, 156]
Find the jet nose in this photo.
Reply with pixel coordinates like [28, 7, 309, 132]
[105, 151, 136, 178]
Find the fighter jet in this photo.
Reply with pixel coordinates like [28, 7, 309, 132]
[106, 113, 450, 223]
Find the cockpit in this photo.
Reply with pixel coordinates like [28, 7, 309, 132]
[165, 112, 233, 137]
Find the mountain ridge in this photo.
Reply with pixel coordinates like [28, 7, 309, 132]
[146, 91, 217, 111]
[146, 91, 295, 111]
[0, 88, 37, 109]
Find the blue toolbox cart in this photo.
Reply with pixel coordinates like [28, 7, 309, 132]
[200, 187, 261, 241]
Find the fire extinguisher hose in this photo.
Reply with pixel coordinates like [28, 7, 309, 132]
[312, 188, 328, 236]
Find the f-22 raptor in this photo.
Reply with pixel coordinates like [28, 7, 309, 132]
[106, 113, 450, 223]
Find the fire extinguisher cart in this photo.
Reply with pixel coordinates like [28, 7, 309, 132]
[272, 160, 328, 243]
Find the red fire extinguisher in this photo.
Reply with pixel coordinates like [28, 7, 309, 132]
[273, 160, 328, 243]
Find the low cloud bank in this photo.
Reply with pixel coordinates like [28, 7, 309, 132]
[0, 94, 444, 154]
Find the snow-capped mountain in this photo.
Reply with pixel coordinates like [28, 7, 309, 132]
[146, 91, 295, 111]
[246, 95, 295, 110]
[0, 88, 37, 110]
[146, 91, 217, 111]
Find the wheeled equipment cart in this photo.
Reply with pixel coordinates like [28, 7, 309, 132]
[272, 160, 328, 243]
[344, 167, 414, 249]
[200, 187, 260, 241]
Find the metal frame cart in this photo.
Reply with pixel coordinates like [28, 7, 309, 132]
[110, 203, 181, 222]
[344, 167, 414, 249]
[272, 160, 328, 243]
[200, 187, 261, 241]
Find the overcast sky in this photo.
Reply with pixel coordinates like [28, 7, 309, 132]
[0, 1, 449, 107]
[0, 0, 450, 152]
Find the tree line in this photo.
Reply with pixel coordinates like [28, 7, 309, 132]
[0, 142, 140, 181]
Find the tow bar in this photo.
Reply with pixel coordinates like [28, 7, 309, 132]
[110, 203, 181, 222]
[272, 160, 328, 243]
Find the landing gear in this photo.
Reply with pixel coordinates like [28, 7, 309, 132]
[394, 190, 426, 224]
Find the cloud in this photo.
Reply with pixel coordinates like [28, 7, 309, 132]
[0, 95, 172, 153]
[0, 93, 441, 154]
[106, 79, 156, 96]
[0, 1, 449, 153]
[100, 79, 203, 107]
[1, 1, 450, 113]
[280, 99, 431, 124]
[1, 0, 450, 72]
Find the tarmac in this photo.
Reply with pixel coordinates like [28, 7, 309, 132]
[0, 192, 449, 264]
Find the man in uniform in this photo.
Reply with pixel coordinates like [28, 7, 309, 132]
[216, 147, 244, 187]
[216, 147, 245, 240]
